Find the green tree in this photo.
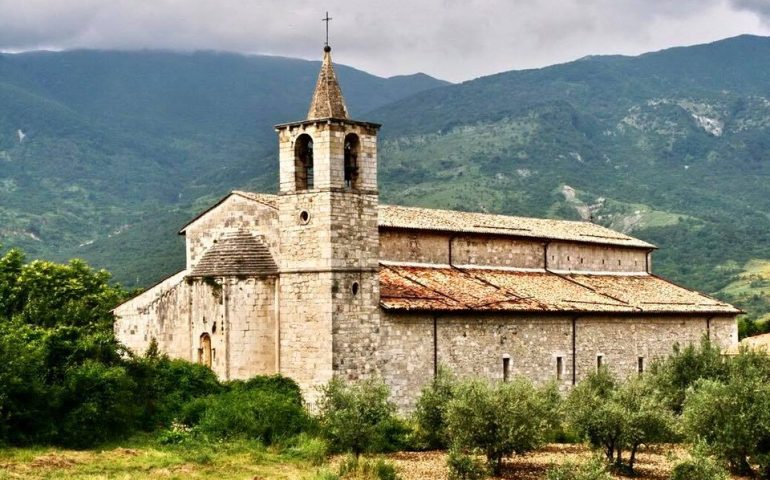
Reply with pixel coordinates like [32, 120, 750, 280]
[682, 350, 770, 476]
[413, 366, 457, 449]
[317, 377, 401, 456]
[445, 378, 555, 476]
[647, 336, 728, 414]
[566, 369, 673, 474]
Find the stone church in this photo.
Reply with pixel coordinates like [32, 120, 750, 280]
[114, 46, 739, 409]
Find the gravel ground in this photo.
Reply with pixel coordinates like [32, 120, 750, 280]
[383, 444, 752, 480]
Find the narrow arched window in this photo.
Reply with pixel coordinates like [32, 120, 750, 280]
[199, 333, 212, 368]
[294, 134, 314, 190]
[344, 133, 360, 189]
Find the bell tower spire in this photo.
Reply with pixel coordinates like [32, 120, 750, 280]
[307, 45, 349, 120]
[274, 30, 382, 402]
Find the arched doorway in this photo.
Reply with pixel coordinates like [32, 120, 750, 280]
[199, 333, 212, 368]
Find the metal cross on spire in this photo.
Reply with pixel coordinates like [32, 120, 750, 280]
[322, 12, 332, 48]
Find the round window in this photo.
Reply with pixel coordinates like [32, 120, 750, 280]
[299, 210, 311, 224]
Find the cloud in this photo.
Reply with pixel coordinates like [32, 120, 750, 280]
[0, 0, 767, 81]
[731, 0, 770, 23]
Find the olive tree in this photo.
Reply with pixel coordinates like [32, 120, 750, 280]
[445, 377, 556, 476]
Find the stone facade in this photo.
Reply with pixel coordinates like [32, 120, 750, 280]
[113, 46, 740, 411]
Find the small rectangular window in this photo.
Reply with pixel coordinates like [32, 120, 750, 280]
[597, 355, 603, 371]
[557, 357, 563, 380]
[638, 357, 644, 374]
[503, 357, 510, 382]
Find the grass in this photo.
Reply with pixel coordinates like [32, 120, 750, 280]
[0, 435, 324, 480]
[0, 440, 750, 480]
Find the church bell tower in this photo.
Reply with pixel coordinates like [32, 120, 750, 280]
[275, 44, 381, 398]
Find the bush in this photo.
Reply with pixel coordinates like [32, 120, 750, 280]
[195, 388, 309, 443]
[545, 457, 612, 480]
[283, 433, 329, 465]
[57, 360, 140, 448]
[671, 445, 728, 480]
[317, 377, 402, 456]
[566, 369, 673, 474]
[127, 354, 222, 430]
[414, 366, 457, 450]
[681, 350, 770, 476]
[236, 374, 304, 405]
[445, 378, 556, 476]
[446, 449, 489, 480]
[337, 454, 401, 480]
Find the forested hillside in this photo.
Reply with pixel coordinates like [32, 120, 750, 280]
[0, 49, 448, 283]
[371, 34, 770, 330]
[2, 36, 770, 328]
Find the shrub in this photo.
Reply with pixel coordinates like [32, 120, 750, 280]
[283, 433, 329, 465]
[157, 421, 194, 445]
[0, 321, 51, 445]
[566, 369, 673, 474]
[681, 350, 770, 476]
[195, 388, 309, 443]
[413, 366, 457, 449]
[317, 377, 401, 456]
[671, 445, 728, 480]
[57, 360, 140, 448]
[446, 449, 489, 480]
[337, 454, 401, 480]
[127, 354, 222, 430]
[445, 378, 555, 476]
[545, 457, 612, 480]
[237, 374, 304, 405]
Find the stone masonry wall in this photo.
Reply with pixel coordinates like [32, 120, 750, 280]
[188, 277, 278, 380]
[279, 271, 335, 406]
[114, 271, 191, 360]
[547, 241, 649, 273]
[379, 230, 647, 273]
[185, 194, 280, 269]
[380, 311, 737, 411]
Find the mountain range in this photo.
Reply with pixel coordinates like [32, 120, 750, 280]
[2, 35, 770, 331]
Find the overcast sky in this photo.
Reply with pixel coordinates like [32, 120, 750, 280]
[1, 0, 769, 82]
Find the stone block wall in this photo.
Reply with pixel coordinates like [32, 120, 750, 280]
[331, 270, 381, 381]
[380, 310, 737, 411]
[279, 271, 335, 406]
[547, 242, 649, 273]
[277, 121, 378, 193]
[379, 230, 648, 273]
[185, 194, 280, 269]
[114, 270, 191, 360]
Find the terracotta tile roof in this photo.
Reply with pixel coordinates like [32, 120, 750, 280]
[380, 264, 738, 314]
[221, 192, 653, 248]
[565, 273, 739, 314]
[189, 230, 277, 277]
[378, 205, 655, 248]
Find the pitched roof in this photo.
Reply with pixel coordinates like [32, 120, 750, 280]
[202, 191, 654, 248]
[189, 230, 277, 277]
[379, 264, 739, 314]
[378, 205, 655, 248]
[307, 47, 349, 120]
[564, 273, 739, 314]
